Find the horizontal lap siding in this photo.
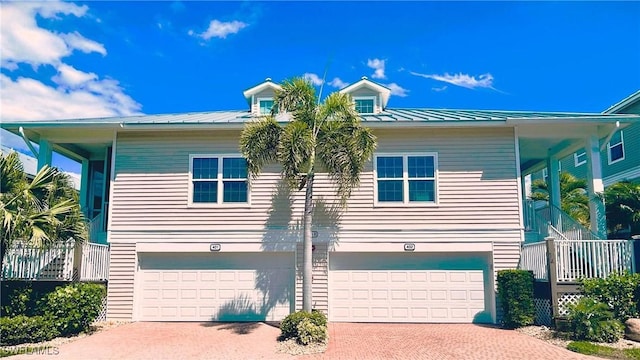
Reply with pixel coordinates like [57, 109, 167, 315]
[106, 243, 136, 320]
[111, 128, 520, 235]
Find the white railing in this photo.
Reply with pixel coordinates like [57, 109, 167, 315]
[555, 239, 635, 282]
[520, 242, 548, 280]
[80, 243, 110, 281]
[2, 241, 75, 281]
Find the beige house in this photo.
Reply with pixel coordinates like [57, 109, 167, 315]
[3, 77, 639, 324]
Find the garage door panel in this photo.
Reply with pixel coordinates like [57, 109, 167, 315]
[138, 252, 294, 322]
[329, 253, 489, 323]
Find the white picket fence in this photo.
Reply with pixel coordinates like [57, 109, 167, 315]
[2, 241, 75, 280]
[2, 241, 110, 281]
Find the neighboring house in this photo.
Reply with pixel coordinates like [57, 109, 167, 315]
[529, 90, 640, 188]
[2, 77, 638, 324]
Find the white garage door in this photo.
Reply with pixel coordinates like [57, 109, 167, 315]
[137, 252, 294, 322]
[329, 253, 490, 323]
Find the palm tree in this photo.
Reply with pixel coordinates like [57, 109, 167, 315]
[240, 77, 377, 311]
[604, 180, 640, 237]
[0, 151, 87, 262]
[531, 172, 590, 227]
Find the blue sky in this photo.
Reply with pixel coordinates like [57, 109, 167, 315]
[1, 1, 639, 174]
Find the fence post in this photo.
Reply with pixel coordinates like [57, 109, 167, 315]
[74, 241, 83, 281]
[545, 236, 560, 324]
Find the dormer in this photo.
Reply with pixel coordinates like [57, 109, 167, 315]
[339, 76, 391, 114]
[243, 78, 282, 116]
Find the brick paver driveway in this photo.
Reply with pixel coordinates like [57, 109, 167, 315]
[303, 323, 595, 360]
[9, 322, 595, 360]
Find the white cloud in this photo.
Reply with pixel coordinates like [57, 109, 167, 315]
[385, 83, 409, 97]
[432, 85, 448, 92]
[328, 77, 347, 89]
[0, 2, 104, 69]
[60, 32, 107, 56]
[1, 74, 141, 121]
[0, 1, 141, 122]
[303, 73, 324, 86]
[52, 64, 98, 88]
[410, 71, 495, 90]
[194, 19, 247, 40]
[367, 58, 386, 79]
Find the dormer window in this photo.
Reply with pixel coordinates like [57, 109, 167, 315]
[258, 98, 276, 115]
[354, 97, 375, 114]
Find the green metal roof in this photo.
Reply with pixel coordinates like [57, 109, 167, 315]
[2, 108, 639, 128]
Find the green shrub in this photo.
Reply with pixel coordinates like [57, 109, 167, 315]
[296, 318, 328, 345]
[567, 297, 624, 343]
[497, 269, 535, 329]
[2, 285, 33, 317]
[0, 315, 59, 346]
[580, 271, 640, 321]
[280, 310, 327, 341]
[39, 283, 106, 336]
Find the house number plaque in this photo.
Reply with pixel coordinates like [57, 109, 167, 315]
[404, 243, 415, 251]
[209, 244, 221, 252]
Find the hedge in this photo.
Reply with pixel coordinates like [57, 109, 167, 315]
[497, 269, 535, 329]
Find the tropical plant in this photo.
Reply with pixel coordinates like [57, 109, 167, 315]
[604, 180, 640, 237]
[567, 297, 624, 343]
[0, 151, 87, 261]
[240, 77, 376, 311]
[531, 172, 590, 227]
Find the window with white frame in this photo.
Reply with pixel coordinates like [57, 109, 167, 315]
[354, 97, 375, 114]
[258, 98, 277, 115]
[608, 130, 625, 164]
[574, 150, 586, 167]
[375, 154, 437, 204]
[190, 156, 248, 204]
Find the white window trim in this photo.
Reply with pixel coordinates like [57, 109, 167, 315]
[257, 97, 275, 116]
[574, 150, 586, 167]
[607, 130, 625, 165]
[354, 96, 377, 114]
[373, 152, 439, 207]
[188, 154, 251, 207]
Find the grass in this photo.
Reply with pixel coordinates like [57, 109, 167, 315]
[567, 341, 640, 360]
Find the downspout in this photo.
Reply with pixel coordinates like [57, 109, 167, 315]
[18, 127, 39, 158]
[600, 121, 620, 151]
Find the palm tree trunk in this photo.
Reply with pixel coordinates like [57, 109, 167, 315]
[303, 173, 314, 312]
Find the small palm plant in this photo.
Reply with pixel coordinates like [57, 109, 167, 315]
[0, 152, 87, 262]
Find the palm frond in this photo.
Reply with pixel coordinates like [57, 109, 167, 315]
[277, 121, 314, 187]
[239, 116, 282, 178]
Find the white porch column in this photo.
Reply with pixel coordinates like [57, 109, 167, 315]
[546, 154, 561, 212]
[37, 139, 52, 170]
[585, 134, 607, 238]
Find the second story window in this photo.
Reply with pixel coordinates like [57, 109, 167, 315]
[375, 154, 437, 204]
[259, 98, 276, 115]
[190, 156, 248, 204]
[608, 130, 625, 164]
[354, 98, 375, 114]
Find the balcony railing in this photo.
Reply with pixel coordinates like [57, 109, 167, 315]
[520, 242, 548, 280]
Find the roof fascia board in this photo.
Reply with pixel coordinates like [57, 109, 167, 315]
[603, 90, 640, 114]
